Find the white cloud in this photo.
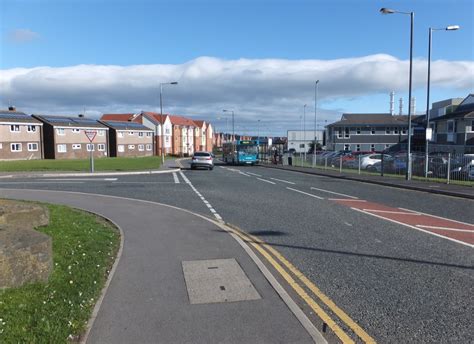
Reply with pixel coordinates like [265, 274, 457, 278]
[7, 29, 40, 43]
[0, 54, 472, 135]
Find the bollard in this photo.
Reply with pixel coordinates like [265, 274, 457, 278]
[447, 153, 451, 184]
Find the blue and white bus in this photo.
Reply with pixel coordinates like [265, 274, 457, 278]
[222, 140, 259, 165]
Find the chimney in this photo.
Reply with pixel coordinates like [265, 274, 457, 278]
[8, 106, 16, 112]
[399, 98, 403, 115]
[390, 91, 395, 115]
[410, 97, 416, 115]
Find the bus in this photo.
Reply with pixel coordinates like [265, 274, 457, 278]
[222, 140, 259, 165]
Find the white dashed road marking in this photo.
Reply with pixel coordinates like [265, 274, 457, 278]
[247, 172, 262, 177]
[257, 178, 276, 185]
[286, 187, 324, 200]
[270, 177, 296, 185]
[310, 187, 358, 199]
[173, 172, 180, 184]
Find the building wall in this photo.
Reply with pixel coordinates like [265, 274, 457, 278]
[52, 127, 109, 159]
[172, 126, 182, 155]
[206, 124, 213, 152]
[0, 123, 43, 160]
[114, 130, 153, 157]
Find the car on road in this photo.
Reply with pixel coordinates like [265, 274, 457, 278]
[191, 151, 214, 170]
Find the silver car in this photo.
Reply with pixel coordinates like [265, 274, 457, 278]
[191, 151, 214, 170]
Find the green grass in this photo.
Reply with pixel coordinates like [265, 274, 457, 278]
[0, 204, 120, 343]
[0, 156, 162, 172]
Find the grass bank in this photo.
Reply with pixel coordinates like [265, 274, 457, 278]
[0, 156, 162, 172]
[0, 204, 120, 343]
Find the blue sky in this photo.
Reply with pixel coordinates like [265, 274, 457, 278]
[1, 0, 473, 136]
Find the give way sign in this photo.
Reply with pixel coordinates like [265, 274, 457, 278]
[84, 130, 97, 142]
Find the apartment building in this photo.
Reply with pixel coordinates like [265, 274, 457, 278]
[193, 120, 208, 152]
[34, 115, 109, 159]
[0, 109, 43, 160]
[169, 116, 196, 156]
[100, 120, 154, 157]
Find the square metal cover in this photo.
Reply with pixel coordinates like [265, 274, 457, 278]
[182, 258, 261, 304]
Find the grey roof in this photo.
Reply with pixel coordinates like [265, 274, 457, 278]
[327, 113, 420, 127]
[34, 115, 107, 128]
[430, 94, 474, 122]
[101, 120, 153, 131]
[0, 110, 42, 124]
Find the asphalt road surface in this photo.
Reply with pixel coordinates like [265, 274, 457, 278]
[1, 161, 472, 343]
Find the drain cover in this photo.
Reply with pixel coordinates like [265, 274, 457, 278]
[182, 258, 261, 304]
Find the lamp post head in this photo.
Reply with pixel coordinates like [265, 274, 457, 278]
[446, 25, 460, 31]
[170, 81, 178, 85]
[380, 7, 395, 14]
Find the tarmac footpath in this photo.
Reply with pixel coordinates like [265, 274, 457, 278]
[0, 189, 323, 344]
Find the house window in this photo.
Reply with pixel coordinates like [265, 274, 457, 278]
[385, 127, 391, 134]
[385, 144, 390, 149]
[57, 128, 65, 135]
[128, 145, 135, 150]
[118, 145, 125, 152]
[138, 132, 144, 137]
[165, 136, 170, 143]
[469, 120, 474, 132]
[128, 131, 134, 135]
[72, 144, 81, 150]
[356, 127, 361, 135]
[57, 144, 67, 153]
[0, 143, 2, 149]
[146, 132, 152, 137]
[337, 128, 343, 138]
[87, 144, 95, 151]
[165, 128, 170, 134]
[146, 144, 152, 151]
[27, 143, 38, 151]
[138, 144, 144, 151]
[11, 143, 22, 152]
[10, 125, 20, 132]
[344, 128, 350, 138]
[344, 144, 350, 151]
[98, 144, 106, 151]
[97, 130, 105, 136]
[401, 128, 407, 135]
[394, 127, 399, 134]
[72, 128, 80, 133]
[370, 144, 375, 151]
[356, 144, 361, 152]
[118, 131, 124, 138]
[447, 120, 454, 133]
[27, 125, 37, 133]
[371, 128, 376, 135]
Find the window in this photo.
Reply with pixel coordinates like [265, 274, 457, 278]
[401, 128, 407, 135]
[299, 144, 305, 148]
[356, 144, 361, 152]
[344, 144, 350, 151]
[118, 145, 125, 152]
[72, 144, 81, 150]
[87, 144, 94, 151]
[11, 143, 22, 152]
[138, 144, 144, 151]
[27, 125, 37, 133]
[98, 144, 106, 151]
[385, 127, 391, 134]
[337, 128, 343, 138]
[27, 143, 38, 151]
[165, 136, 170, 143]
[385, 144, 390, 149]
[57, 128, 65, 135]
[138, 132, 144, 137]
[371, 128, 376, 135]
[447, 121, 454, 133]
[118, 131, 124, 138]
[146, 132, 152, 137]
[10, 125, 20, 132]
[97, 130, 105, 136]
[394, 127, 399, 135]
[57, 144, 67, 153]
[469, 120, 474, 133]
[72, 128, 80, 133]
[165, 128, 170, 134]
[356, 127, 361, 135]
[370, 144, 375, 151]
[128, 145, 135, 150]
[146, 144, 152, 151]
[0, 143, 2, 149]
[128, 131, 134, 135]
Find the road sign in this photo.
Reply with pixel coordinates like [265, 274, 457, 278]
[85, 130, 97, 142]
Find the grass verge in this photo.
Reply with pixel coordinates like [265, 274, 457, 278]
[0, 156, 162, 172]
[0, 203, 120, 343]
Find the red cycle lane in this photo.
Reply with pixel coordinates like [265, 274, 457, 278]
[332, 199, 474, 247]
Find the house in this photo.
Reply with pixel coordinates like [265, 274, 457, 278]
[205, 123, 214, 152]
[33, 115, 109, 159]
[429, 94, 474, 154]
[169, 115, 196, 156]
[100, 120, 154, 157]
[193, 120, 208, 152]
[287, 130, 324, 153]
[325, 113, 422, 152]
[0, 108, 43, 160]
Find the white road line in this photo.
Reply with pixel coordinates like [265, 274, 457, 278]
[270, 177, 296, 185]
[257, 178, 276, 185]
[39, 178, 118, 181]
[0, 181, 85, 184]
[416, 225, 474, 233]
[173, 172, 180, 184]
[363, 209, 421, 215]
[286, 187, 324, 200]
[310, 187, 358, 199]
[179, 171, 223, 221]
[351, 207, 474, 248]
[398, 207, 474, 228]
[329, 198, 367, 202]
[247, 172, 262, 177]
[239, 172, 252, 177]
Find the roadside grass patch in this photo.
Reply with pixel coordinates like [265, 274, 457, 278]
[0, 204, 120, 343]
[0, 156, 161, 172]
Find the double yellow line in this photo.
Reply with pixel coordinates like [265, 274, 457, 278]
[229, 226, 376, 344]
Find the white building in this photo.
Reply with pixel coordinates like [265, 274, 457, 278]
[287, 130, 324, 153]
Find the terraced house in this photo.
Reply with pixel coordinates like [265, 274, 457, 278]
[100, 120, 154, 157]
[0, 108, 43, 160]
[33, 115, 109, 159]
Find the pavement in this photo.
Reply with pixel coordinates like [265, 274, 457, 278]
[0, 188, 322, 344]
[259, 163, 474, 199]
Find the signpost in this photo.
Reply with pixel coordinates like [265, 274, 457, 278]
[84, 130, 97, 173]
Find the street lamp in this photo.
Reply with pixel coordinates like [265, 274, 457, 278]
[313, 80, 319, 166]
[159, 81, 178, 164]
[380, 7, 414, 180]
[424, 25, 460, 177]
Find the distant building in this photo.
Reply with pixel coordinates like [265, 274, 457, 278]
[0, 109, 43, 160]
[287, 130, 324, 153]
[429, 98, 463, 119]
[100, 120, 154, 157]
[34, 115, 109, 159]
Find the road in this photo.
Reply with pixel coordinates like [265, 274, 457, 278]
[1, 162, 472, 343]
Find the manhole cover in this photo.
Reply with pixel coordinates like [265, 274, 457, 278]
[182, 258, 261, 304]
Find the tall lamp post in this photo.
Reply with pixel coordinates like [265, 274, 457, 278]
[381, 7, 414, 180]
[424, 25, 460, 177]
[159, 81, 178, 164]
[313, 80, 319, 166]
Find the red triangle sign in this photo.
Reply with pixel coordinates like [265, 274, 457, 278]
[85, 130, 97, 142]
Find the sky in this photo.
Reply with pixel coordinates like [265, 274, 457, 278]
[1, 0, 473, 137]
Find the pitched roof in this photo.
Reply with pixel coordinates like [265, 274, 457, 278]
[34, 115, 107, 128]
[0, 110, 42, 124]
[140, 111, 168, 124]
[430, 94, 474, 122]
[100, 113, 139, 122]
[169, 115, 197, 127]
[327, 113, 420, 127]
[100, 120, 153, 131]
[193, 120, 206, 128]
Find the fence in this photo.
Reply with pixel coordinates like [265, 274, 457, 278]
[262, 151, 474, 186]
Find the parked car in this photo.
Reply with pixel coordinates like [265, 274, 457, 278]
[360, 153, 392, 170]
[191, 151, 214, 170]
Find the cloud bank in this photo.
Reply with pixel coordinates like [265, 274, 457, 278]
[7, 29, 40, 43]
[1, 54, 472, 134]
